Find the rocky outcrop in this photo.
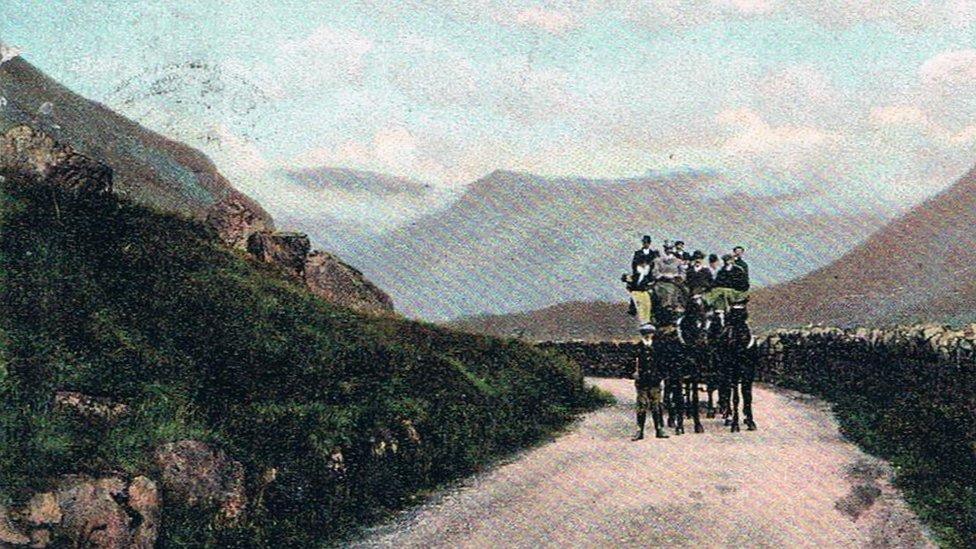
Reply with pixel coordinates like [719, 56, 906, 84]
[0, 475, 160, 548]
[4, 124, 393, 315]
[243, 230, 395, 315]
[304, 251, 394, 315]
[246, 231, 311, 278]
[154, 440, 247, 526]
[205, 192, 275, 249]
[0, 125, 112, 195]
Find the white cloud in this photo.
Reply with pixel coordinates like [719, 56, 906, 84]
[0, 42, 21, 65]
[919, 49, 976, 86]
[278, 26, 374, 86]
[291, 126, 469, 185]
[510, 7, 580, 33]
[869, 105, 929, 127]
[717, 107, 842, 170]
[715, 0, 778, 15]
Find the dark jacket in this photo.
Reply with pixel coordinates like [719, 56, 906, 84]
[635, 343, 663, 386]
[685, 265, 713, 294]
[734, 257, 749, 275]
[715, 264, 749, 292]
[631, 248, 660, 277]
[627, 268, 654, 292]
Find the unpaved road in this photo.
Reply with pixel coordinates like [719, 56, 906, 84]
[352, 378, 933, 548]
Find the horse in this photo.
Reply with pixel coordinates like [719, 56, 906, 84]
[715, 304, 758, 432]
[677, 295, 709, 433]
[652, 279, 689, 435]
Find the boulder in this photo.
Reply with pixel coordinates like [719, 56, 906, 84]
[154, 440, 247, 525]
[8, 475, 162, 549]
[0, 125, 112, 195]
[246, 231, 310, 278]
[205, 192, 275, 249]
[0, 505, 30, 546]
[304, 250, 394, 315]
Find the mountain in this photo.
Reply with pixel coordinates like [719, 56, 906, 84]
[0, 55, 391, 314]
[750, 163, 976, 329]
[0, 54, 272, 246]
[273, 166, 458, 254]
[338, 169, 892, 320]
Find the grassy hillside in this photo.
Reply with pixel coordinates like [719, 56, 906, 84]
[0, 171, 605, 546]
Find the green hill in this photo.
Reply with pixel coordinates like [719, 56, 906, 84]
[0, 169, 605, 546]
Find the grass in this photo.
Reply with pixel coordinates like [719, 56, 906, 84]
[0, 170, 607, 546]
[767, 347, 976, 548]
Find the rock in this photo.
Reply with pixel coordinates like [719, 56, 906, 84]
[205, 192, 275, 249]
[1, 476, 160, 548]
[54, 391, 129, 422]
[25, 492, 60, 526]
[0, 505, 30, 546]
[304, 250, 395, 315]
[29, 529, 50, 548]
[127, 476, 160, 549]
[154, 440, 247, 525]
[0, 125, 112, 195]
[52, 475, 150, 549]
[246, 231, 310, 278]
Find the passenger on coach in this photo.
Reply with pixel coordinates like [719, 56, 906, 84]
[685, 250, 713, 296]
[715, 254, 749, 292]
[632, 235, 660, 279]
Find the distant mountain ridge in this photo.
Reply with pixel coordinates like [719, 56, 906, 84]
[453, 161, 976, 340]
[327, 169, 893, 320]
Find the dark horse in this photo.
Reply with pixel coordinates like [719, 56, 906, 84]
[653, 279, 689, 435]
[677, 295, 709, 433]
[715, 304, 758, 432]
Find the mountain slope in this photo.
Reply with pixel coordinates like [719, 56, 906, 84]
[0, 168, 601, 546]
[0, 55, 272, 245]
[274, 166, 457, 254]
[750, 163, 976, 328]
[342, 169, 891, 320]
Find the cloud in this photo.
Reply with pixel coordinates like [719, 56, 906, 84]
[919, 49, 976, 86]
[869, 105, 928, 127]
[715, 0, 778, 15]
[291, 126, 468, 185]
[510, 7, 580, 33]
[717, 107, 842, 169]
[277, 26, 374, 86]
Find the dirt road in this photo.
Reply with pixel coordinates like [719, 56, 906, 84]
[352, 378, 933, 548]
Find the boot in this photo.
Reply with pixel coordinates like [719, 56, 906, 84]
[632, 412, 646, 441]
[745, 418, 757, 431]
[653, 410, 669, 439]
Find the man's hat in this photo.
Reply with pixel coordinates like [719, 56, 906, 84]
[675, 240, 685, 247]
[692, 250, 705, 260]
[638, 323, 656, 335]
[708, 253, 719, 262]
[722, 253, 734, 261]
[642, 235, 652, 243]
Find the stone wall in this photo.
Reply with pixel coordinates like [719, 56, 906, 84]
[543, 323, 976, 381]
[538, 341, 637, 378]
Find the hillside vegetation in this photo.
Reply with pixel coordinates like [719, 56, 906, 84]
[0, 170, 605, 546]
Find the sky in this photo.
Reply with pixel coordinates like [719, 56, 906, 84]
[3, 0, 976, 209]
